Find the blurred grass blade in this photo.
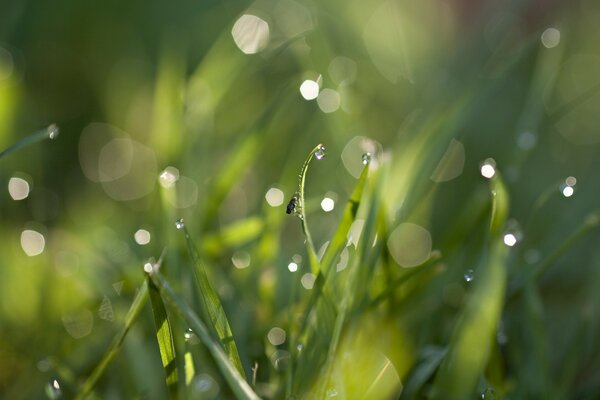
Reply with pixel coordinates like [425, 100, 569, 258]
[0, 124, 58, 160]
[400, 347, 447, 400]
[489, 174, 509, 236]
[147, 276, 179, 397]
[184, 352, 195, 386]
[202, 216, 264, 256]
[431, 174, 509, 399]
[148, 272, 260, 400]
[75, 280, 149, 400]
[291, 143, 326, 274]
[180, 225, 246, 378]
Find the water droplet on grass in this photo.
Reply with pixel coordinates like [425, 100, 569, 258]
[481, 388, 497, 399]
[184, 328, 200, 344]
[464, 269, 474, 282]
[362, 152, 371, 165]
[45, 379, 62, 399]
[47, 124, 59, 139]
[314, 145, 326, 160]
[326, 388, 339, 398]
[175, 218, 185, 230]
[143, 261, 154, 274]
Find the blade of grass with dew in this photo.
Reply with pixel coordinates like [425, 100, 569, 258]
[75, 280, 149, 400]
[147, 276, 179, 398]
[292, 143, 326, 274]
[431, 174, 509, 400]
[179, 225, 246, 378]
[320, 162, 370, 274]
[317, 167, 386, 398]
[148, 271, 260, 400]
[290, 162, 370, 395]
[298, 162, 370, 333]
[0, 124, 58, 160]
[299, 164, 383, 396]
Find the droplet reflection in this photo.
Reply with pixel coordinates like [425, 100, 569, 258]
[20, 229, 45, 256]
[267, 327, 286, 346]
[464, 269, 475, 282]
[175, 218, 185, 230]
[231, 14, 270, 54]
[503, 233, 518, 247]
[314, 145, 326, 160]
[8, 176, 30, 200]
[299, 79, 320, 100]
[47, 124, 60, 139]
[321, 197, 335, 212]
[480, 158, 496, 179]
[541, 28, 560, 49]
[134, 229, 151, 245]
[265, 187, 284, 207]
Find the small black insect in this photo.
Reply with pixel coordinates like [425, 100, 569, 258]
[286, 196, 298, 214]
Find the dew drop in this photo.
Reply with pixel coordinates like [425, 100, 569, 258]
[47, 124, 60, 140]
[362, 152, 371, 165]
[143, 260, 155, 274]
[45, 379, 62, 399]
[326, 388, 339, 398]
[175, 218, 185, 230]
[464, 269, 475, 282]
[297, 343, 304, 353]
[184, 328, 200, 344]
[314, 145, 326, 160]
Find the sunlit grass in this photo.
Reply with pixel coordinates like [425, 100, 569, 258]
[2, 1, 600, 399]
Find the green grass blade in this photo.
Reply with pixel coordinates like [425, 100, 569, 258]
[180, 225, 246, 378]
[148, 272, 260, 400]
[320, 163, 369, 274]
[147, 276, 179, 398]
[431, 174, 510, 400]
[75, 280, 149, 400]
[291, 143, 326, 274]
[0, 124, 58, 160]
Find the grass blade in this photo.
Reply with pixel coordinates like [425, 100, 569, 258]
[148, 272, 260, 400]
[431, 174, 510, 399]
[289, 143, 326, 274]
[320, 163, 369, 274]
[0, 124, 58, 160]
[179, 225, 246, 378]
[147, 276, 179, 397]
[75, 280, 149, 399]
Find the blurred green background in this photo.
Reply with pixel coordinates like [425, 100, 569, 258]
[2, 0, 600, 398]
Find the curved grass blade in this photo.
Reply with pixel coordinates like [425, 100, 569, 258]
[0, 124, 59, 160]
[180, 225, 246, 378]
[147, 276, 179, 398]
[288, 143, 326, 274]
[75, 280, 149, 400]
[148, 272, 260, 400]
[431, 173, 510, 400]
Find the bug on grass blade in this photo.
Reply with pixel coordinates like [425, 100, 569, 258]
[286, 194, 298, 214]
